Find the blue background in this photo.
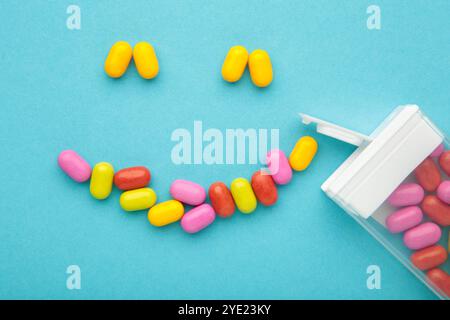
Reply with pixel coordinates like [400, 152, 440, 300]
[0, 0, 449, 299]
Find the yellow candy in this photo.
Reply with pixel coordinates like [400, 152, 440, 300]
[221, 45, 249, 83]
[248, 49, 273, 87]
[230, 177, 257, 214]
[90, 162, 114, 200]
[148, 200, 184, 227]
[133, 41, 159, 79]
[289, 136, 318, 171]
[104, 41, 132, 78]
[120, 188, 157, 212]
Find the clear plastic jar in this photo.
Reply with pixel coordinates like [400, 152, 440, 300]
[302, 105, 449, 299]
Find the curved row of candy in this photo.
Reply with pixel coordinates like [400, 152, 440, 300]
[58, 136, 318, 234]
[385, 143, 450, 296]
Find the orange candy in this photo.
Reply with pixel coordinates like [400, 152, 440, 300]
[208, 182, 235, 218]
[439, 150, 450, 176]
[251, 170, 278, 206]
[421, 195, 450, 227]
[426, 268, 450, 297]
[114, 166, 151, 191]
[414, 158, 441, 192]
[411, 245, 448, 270]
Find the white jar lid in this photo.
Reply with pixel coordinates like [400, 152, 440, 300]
[301, 105, 444, 218]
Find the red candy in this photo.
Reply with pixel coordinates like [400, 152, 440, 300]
[439, 150, 450, 176]
[251, 170, 278, 206]
[414, 158, 441, 192]
[426, 268, 450, 297]
[113, 166, 151, 190]
[421, 195, 450, 227]
[411, 245, 448, 271]
[208, 182, 235, 218]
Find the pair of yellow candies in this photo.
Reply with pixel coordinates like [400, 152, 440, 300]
[104, 41, 159, 79]
[221, 46, 273, 87]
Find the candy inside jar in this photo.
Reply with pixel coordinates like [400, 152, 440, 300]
[302, 105, 449, 299]
[384, 144, 449, 297]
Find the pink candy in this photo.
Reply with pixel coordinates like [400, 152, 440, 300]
[58, 150, 91, 182]
[181, 204, 216, 233]
[266, 149, 292, 185]
[429, 143, 444, 157]
[437, 180, 450, 204]
[386, 206, 423, 233]
[403, 222, 442, 250]
[170, 179, 206, 206]
[388, 183, 424, 207]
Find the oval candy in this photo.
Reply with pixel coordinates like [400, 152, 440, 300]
[385, 206, 423, 233]
[414, 157, 441, 192]
[208, 182, 235, 218]
[430, 143, 444, 157]
[437, 180, 450, 205]
[114, 166, 151, 190]
[251, 170, 278, 206]
[230, 177, 257, 214]
[170, 179, 206, 206]
[403, 222, 441, 250]
[58, 150, 91, 182]
[266, 149, 292, 185]
[181, 204, 216, 234]
[148, 200, 184, 227]
[120, 187, 157, 212]
[289, 136, 318, 171]
[133, 41, 159, 79]
[90, 162, 114, 200]
[221, 45, 248, 83]
[411, 245, 448, 271]
[439, 150, 450, 176]
[248, 49, 273, 87]
[104, 41, 132, 78]
[421, 195, 450, 227]
[388, 183, 424, 207]
[426, 268, 450, 297]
